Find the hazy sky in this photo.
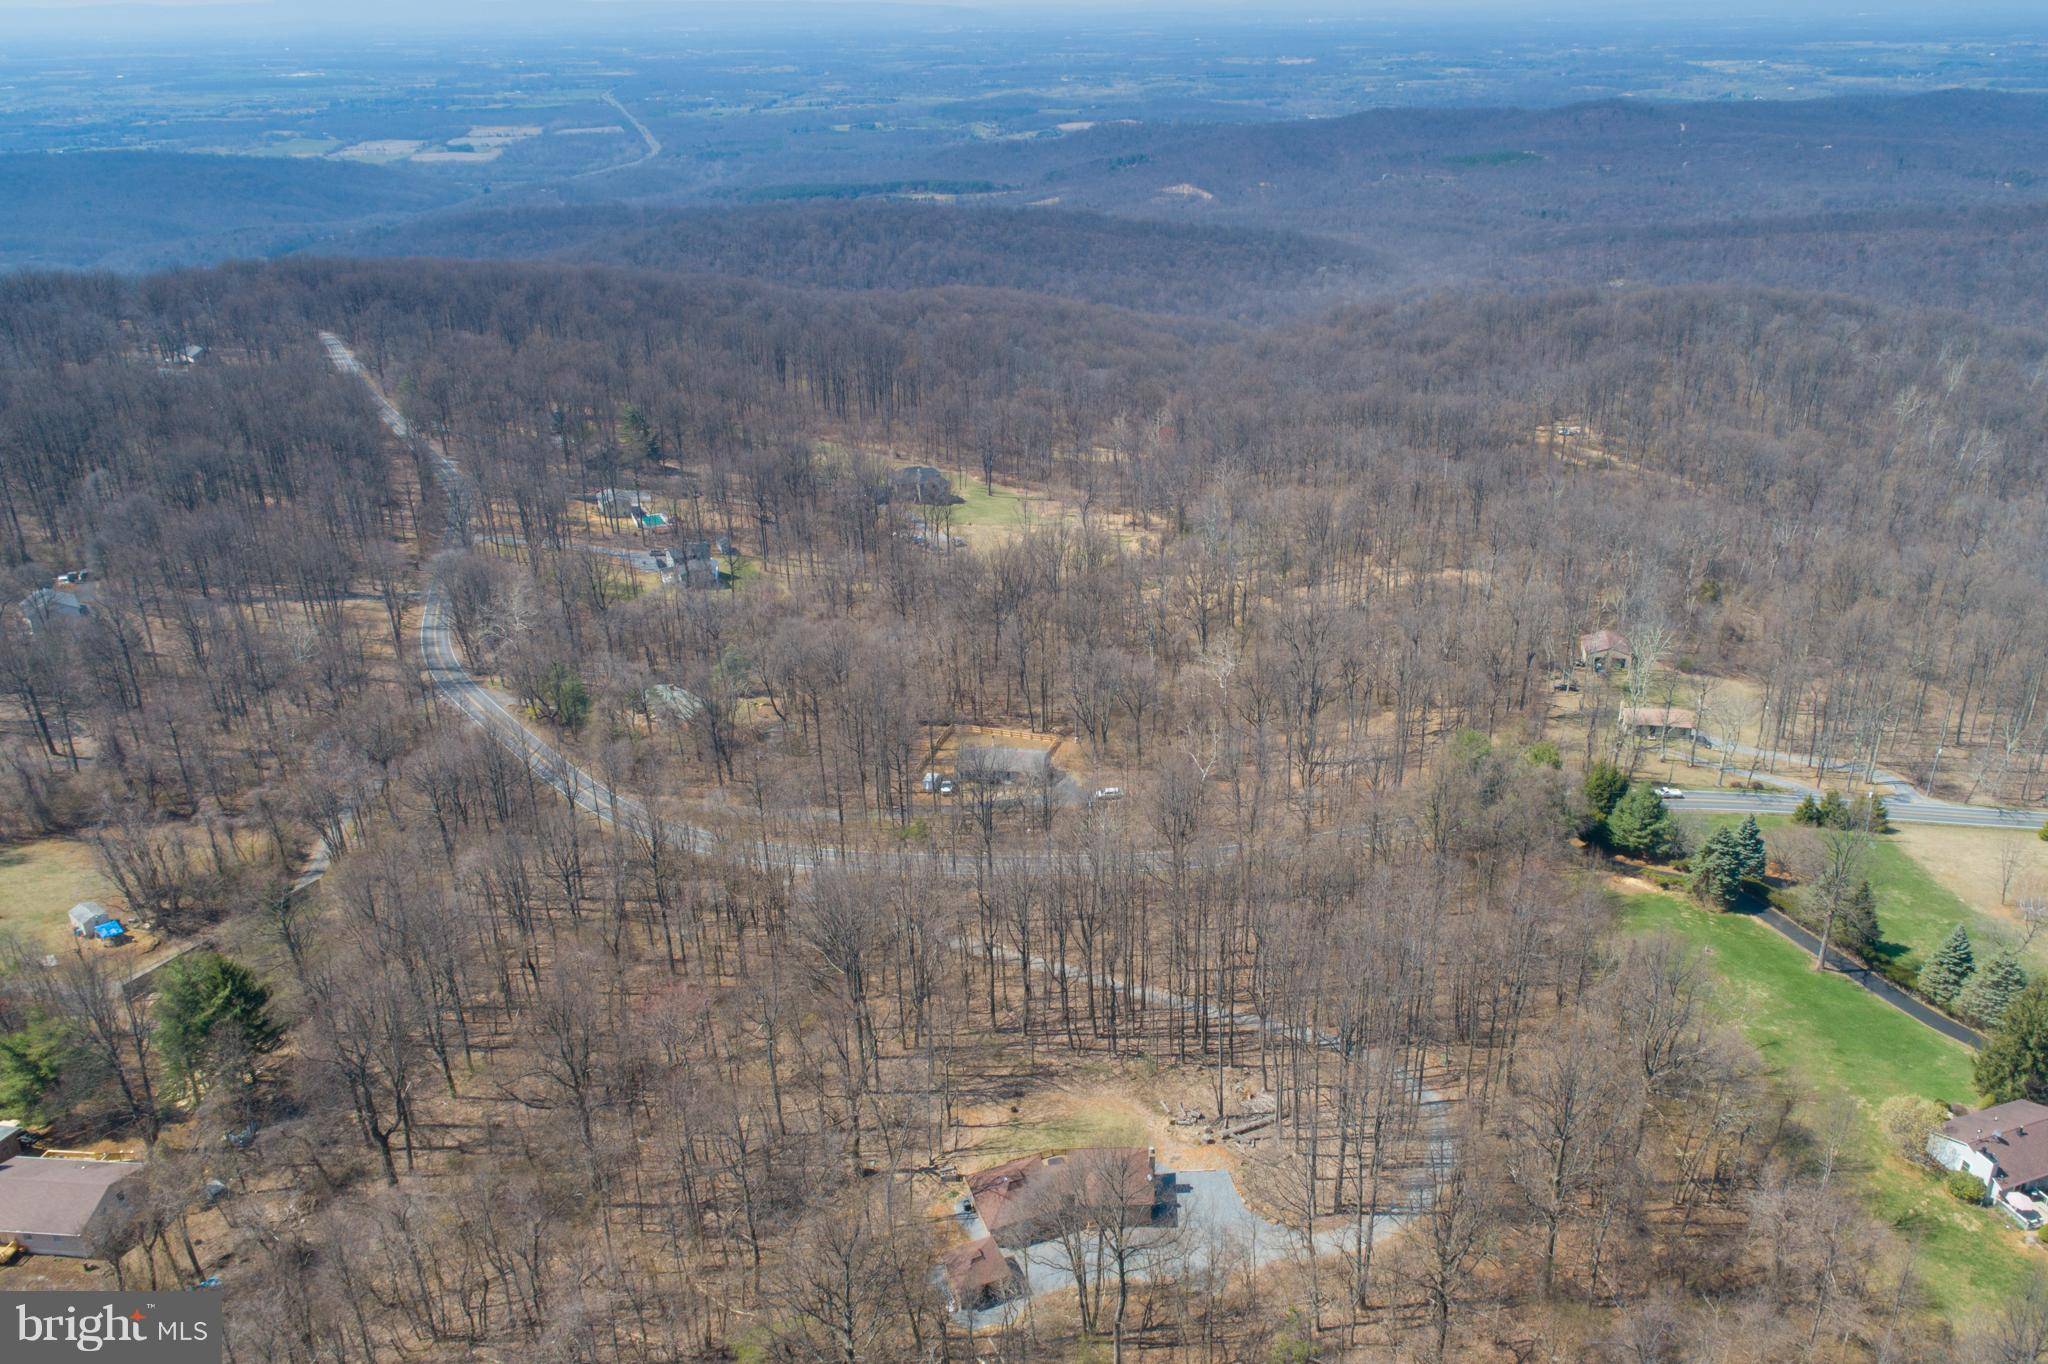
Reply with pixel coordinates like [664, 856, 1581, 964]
[4, 0, 2038, 18]
[3, 0, 2041, 41]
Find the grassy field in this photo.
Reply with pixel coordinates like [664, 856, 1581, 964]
[1893, 823, 2048, 937]
[0, 838, 115, 954]
[1620, 890, 2035, 1314]
[1860, 832, 2022, 973]
[1691, 813, 2003, 977]
[948, 479, 1034, 529]
[952, 1089, 1152, 1168]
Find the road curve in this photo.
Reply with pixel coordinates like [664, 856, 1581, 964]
[574, 91, 661, 179]
[1663, 787, 2047, 830]
[1676, 731, 2048, 830]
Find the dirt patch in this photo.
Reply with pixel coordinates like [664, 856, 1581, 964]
[951, 1069, 1266, 1183]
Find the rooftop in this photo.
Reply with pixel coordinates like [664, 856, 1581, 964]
[1942, 1101, 2048, 1190]
[0, 1156, 143, 1236]
[939, 1235, 1016, 1299]
[1621, 706, 1697, 729]
[1579, 628, 1629, 655]
[966, 1148, 1154, 1236]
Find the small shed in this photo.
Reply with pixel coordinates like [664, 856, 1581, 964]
[68, 902, 114, 937]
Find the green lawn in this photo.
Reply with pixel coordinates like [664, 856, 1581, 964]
[955, 1100, 1148, 1167]
[948, 479, 1033, 529]
[1861, 833, 2013, 974]
[1620, 890, 2035, 1315]
[1692, 813, 1992, 978]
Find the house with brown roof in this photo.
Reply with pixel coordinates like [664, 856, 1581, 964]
[1929, 1100, 2048, 1225]
[1620, 706, 1697, 739]
[966, 1148, 1162, 1247]
[1577, 629, 1630, 671]
[0, 1155, 144, 1257]
[939, 1235, 1021, 1311]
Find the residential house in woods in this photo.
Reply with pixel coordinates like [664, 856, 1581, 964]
[1577, 628, 1630, 671]
[0, 1155, 143, 1257]
[1929, 1100, 2048, 1225]
[1620, 706, 1698, 739]
[889, 465, 958, 506]
[18, 587, 91, 630]
[677, 537, 732, 589]
[955, 742, 1055, 788]
[965, 1148, 1163, 1247]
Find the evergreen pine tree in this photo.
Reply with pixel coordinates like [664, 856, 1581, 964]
[1918, 924, 1977, 1007]
[1689, 828, 1743, 907]
[156, 952, 281, 1100]
[1792, 794, 1823, 826]
[1977, 980, 2048, 1104]
[1960, 953, 2030, 1031]
[1732, 814, 1768, 881]
[1606, 784, 1676, 860]
[0, 1017, 75, 1127]
[1850, 792, 1892, 833]
[1583, 761, 1628, 820]
[1839, 880, 1882, 960]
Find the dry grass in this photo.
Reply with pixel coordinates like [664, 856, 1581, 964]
[951, 1068, 1260, 1183]
[1891, 824, 2048, 926]
[0, 838, 117, 954]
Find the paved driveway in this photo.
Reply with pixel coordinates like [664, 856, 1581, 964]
[951, 1165, 1416, 1331]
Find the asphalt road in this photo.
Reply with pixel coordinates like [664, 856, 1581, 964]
[1673, 731, 2048, 829]
[575, 91, 662, 179]
[1665, 788, 2048, 830]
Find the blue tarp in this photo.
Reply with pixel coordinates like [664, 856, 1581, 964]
[92, 920, 124, 940]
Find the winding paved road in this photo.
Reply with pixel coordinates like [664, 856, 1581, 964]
[1653, 729, 2047, 829]
[1742, 899, 1983, 1048]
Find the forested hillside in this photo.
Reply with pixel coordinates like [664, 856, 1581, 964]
[6, 34, 2048, 1363]
[338, 202, 1384, 318]
[4, 249, 2048, 1356]
[0, 152, 464, 271]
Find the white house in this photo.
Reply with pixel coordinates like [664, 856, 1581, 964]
[1928, 1100, 2048, 1224]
